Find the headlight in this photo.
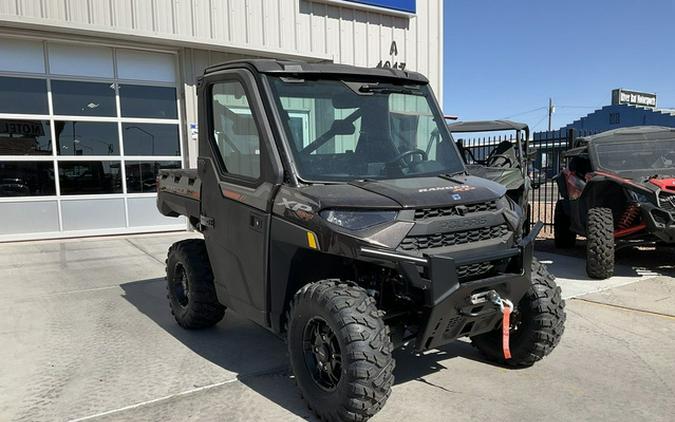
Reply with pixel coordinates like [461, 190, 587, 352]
[320, 209, 397, 230]
[629, 189, 653, 204]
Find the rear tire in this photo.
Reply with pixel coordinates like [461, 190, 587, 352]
[286, 280, 395, 422]
[470, 259, 566, 368]
[554, 200, 576, 248]
[585, 207, 615, 279]
[166, 239, 225, 328]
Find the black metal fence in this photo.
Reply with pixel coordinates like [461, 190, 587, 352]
[460, 128, 599, 235]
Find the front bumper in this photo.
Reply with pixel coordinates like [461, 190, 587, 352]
[640, 203, 675, 243]
[360, 223, 539, 352]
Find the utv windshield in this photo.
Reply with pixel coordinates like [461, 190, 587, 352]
[592, 139, 675, 174]
[268, 77, 464, 182]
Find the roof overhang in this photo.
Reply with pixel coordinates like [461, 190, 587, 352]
[447, 119, 529, 133]
[205, 59, 428, 84]
[579, 125, 675, 144]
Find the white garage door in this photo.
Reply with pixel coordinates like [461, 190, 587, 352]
[0, 37, 185, 241]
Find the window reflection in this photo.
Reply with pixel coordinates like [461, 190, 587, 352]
[58, 161, 122, 195]
[122, 123, 180, 156]
[55, 121, 119, 155]
[0, 161, 55, 196]
[125, 160, 181, 193]
[212, 81, 261, 179]
[51, 80, 116, 117]
[119, 84, 177, 119]
[0, 120, 52, 155]
[0, 77, 48, 115]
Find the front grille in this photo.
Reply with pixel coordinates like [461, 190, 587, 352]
[414, 201, 498, 220]
[659, 193, 675, 212]
[457, 261, 495, 280]
[399, 224, 509, 251]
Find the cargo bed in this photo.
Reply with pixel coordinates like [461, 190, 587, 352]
[157, 169, 201, 225]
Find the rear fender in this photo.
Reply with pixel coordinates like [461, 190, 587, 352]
[553, 172, 568, 199]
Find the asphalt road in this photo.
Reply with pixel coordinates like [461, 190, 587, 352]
[0, 233, 673, 422]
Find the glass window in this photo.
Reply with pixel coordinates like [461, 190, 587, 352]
[51, 80, 116, 117]
[125, 160, 181, 193]
[0, 77, 48, 115]
[116, 50, 176, 82]
[0, 38, 45, 74]
[269, 78, 464, 182]
[48, 43, 114, 78]
[122, 123, 180, 156]
[0, 120, 52, 155]
[0, 161, 56, 197]
[58, 161, 122, 195]
[119, 85, 177, 119]
[211, 81, 261, 179]
[55, 122, 119, 156]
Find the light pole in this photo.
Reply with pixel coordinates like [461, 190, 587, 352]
[125, 126, 156, 155]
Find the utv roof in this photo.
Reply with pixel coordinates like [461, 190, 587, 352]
[579, 126, 675, 144]
[204, 59, 428, 84]
[447, 120, 529, 133]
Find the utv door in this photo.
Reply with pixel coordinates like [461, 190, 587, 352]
[197, 69, 283, 326]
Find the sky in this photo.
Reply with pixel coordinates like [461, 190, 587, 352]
[443, 0, 675, 132]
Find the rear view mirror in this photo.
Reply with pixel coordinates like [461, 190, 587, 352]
[332, 92, 360, 109]
[331, 119, 356, 136]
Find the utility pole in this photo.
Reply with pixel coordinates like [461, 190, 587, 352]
[547, 98, 555, 131]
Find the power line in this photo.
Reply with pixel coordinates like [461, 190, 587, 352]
[557, 105, 602, 109]
[531, 112, 550, 131]
[500, 106, 547, 120]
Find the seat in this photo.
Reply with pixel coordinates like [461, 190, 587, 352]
[354, 131, 397, 163]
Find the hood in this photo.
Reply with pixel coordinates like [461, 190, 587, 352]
[465, 165, 524, 190]
[348, 175, 506, 208]
[649, 177, 675, 193]
[612, 170, 675, 182]
[274, 176, 507, 221]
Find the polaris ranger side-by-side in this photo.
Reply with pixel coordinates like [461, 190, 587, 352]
[157, 60, 565, 421]
[448, 120, 534, 231]
[554, 126, 675, 279]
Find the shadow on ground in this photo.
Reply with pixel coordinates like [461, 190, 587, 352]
[120, 278, 497, 419]
[536, 238, 675, 277]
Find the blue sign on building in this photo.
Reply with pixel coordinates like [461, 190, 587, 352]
[343, 0, 416, 13]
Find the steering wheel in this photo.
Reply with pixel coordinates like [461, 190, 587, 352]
[486, 154, 513, 168]
[386, 149, 428, 170]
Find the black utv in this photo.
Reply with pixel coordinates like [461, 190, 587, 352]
[157, 60, 565, 421]
[554, 126, 675, 279]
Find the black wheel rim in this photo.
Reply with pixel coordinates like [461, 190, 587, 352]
[173, 264, 190, 307]
[302, 317, 342, 391]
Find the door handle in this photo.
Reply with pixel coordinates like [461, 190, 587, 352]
[249, 214, 264, 232]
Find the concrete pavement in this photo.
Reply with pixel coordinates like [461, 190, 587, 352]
[0, 233, 673, 421]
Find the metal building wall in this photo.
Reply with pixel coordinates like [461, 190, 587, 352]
[0, 1, 443, 100]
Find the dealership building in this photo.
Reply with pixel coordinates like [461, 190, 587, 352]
[559, 89, 675, 132]
[0, 0, 443, 241]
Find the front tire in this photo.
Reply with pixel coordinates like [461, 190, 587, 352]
[554, 200, 576, 248]
[585, 207, 615, 279]
[286, 280, 395, 422]
[166, 239, 225, 328]
[470, 259, 566, 367]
